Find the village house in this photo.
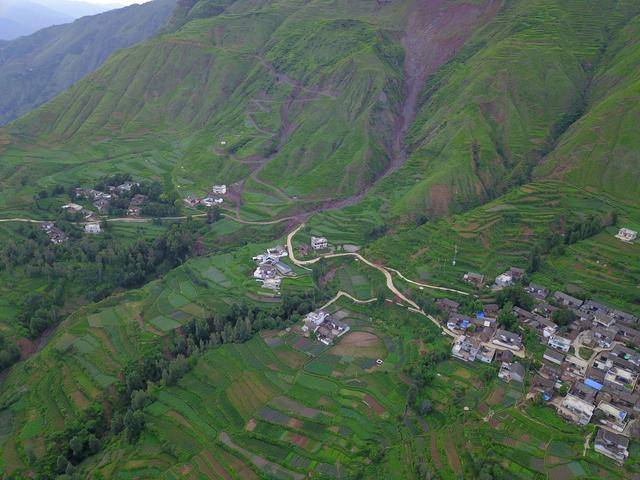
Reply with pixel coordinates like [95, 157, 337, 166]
[595, 428, 629, 464]
[543, 348, 565, 365]
[582, 300, 610, 317]
[498, 362, 525, 383]
[615, 228, 637, 243]
[84, 223, 101, 234]
[592, 327, 616, 349]
[62, 203, 83, 213]
[41, 222, 67, 244]
[494, 272, 514, 288]
[212, 185, 227, 195]
[310, 236, 328, 250]
[254, 264, 277, 281]
[525, 283, 549, 300]
[605, 365, 638, 390]
[561, 355, 588, 382]
[184, 196, 199, 208]
[267, 246, 288, 258]
[495, 349, 513, 363]
[548, 334, 571, 353]
[201, 197, 223, 207]
[302, 310, 349, 345]
[93, 197, 110, 213]
[477, 345, 495, 364]
[274, 261, 293, 276]
[492, 329, 523, 351]
[261, 277, 281, 291]
[531, 375, 556, 401]
[595, 401, 629, 433]
[553, 291, 583, 309]
[592, 311, 616, 328]
[463, 272, 485, 288]
[446, 313, 473, 334]
[471, 316, 497, 342]
[436, 298, 459, 313]
[558, 386, 596, 426]
[451, 336, 481, 363]
[533, 301, 558, 318]
[615, 324, 640, 346]
[609, 309, 637, 326]
[493, 267, 525, 288]
[597, 385, 640, 414]
[115, 181, 138, 194]
[483, 304, 499, 318]
[610, 345, 640, 368]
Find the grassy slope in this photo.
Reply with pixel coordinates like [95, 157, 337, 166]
[371, 0, 640, 220]
[0, 228, 302, 475]
[70, 301, 638, 479]
[0, 0, 411, 217]
[536, 11, 640, 200]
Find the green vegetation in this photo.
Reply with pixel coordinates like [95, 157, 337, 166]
[0, 0, 176, 126]
[0, 0, 640, 478]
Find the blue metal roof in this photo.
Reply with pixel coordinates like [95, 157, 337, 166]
[584, 378, 603, 391]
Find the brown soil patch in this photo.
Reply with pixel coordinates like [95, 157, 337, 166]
[167, 410, 192, 429]
[245, 418, 257, 432]
[70, 390, 90, 409]
[291, 433, 309, 448]
[330, 331, 384, 358]
[429, 435, 443, 469]
[410, 247, 429, 260]
[288, 418, 303, 429]
[487, 386, 504, 406]
[444, 435, 462, 474]
[200, 450, 232, 480]
[363, 394, 385, 415]
[15, 337, 37, 359]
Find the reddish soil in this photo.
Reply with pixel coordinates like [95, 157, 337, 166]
[15, 337, 37, 359]
[291, 433, 309, 448]
[363, 394, 385, 415]
[245, 418, 257, 432]
[429, 435, 443, 469]
[288, 418, 303, 429]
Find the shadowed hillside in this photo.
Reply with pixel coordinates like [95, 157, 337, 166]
[0, 0, 176, 126]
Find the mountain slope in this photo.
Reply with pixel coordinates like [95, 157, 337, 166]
[2, 0, 639, 224]
[369, 0, 640, 220]
[0, 0, 72, 40]
[536, 11, 640, 201]
[0, 0, 176, 126]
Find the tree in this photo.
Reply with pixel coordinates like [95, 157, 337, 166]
[124, 409, 145, 443]
[552, 308, 576, 328]
[206, 207, 221, 224]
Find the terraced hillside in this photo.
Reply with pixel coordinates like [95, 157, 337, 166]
[365, 180, 640, 312]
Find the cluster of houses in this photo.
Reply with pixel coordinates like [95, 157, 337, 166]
[252, 245, 293, 291]
[452, 267, 640, 464]
[615, 227, 637, 243]
[40, 222, 67, 244]
[184, 185, 226, 208]
[301, 309, 349, 345]
[73, 181, 145, 217]
[40, 220, 102, 244]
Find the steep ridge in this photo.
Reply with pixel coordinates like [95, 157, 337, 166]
[536, 11, 640, 201]
[0, 0, 501, 218]
[371, 0, 640, 220]
[0, 0, 177, 126]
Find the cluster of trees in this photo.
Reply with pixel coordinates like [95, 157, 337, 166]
[495, 286, 535, 332]
[0, 222, 200, 372]
[0, 333, 20, 370]
[405, 344, 450, 411]
[528, 212, 616, 274]
[109, 292, 318, 451]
